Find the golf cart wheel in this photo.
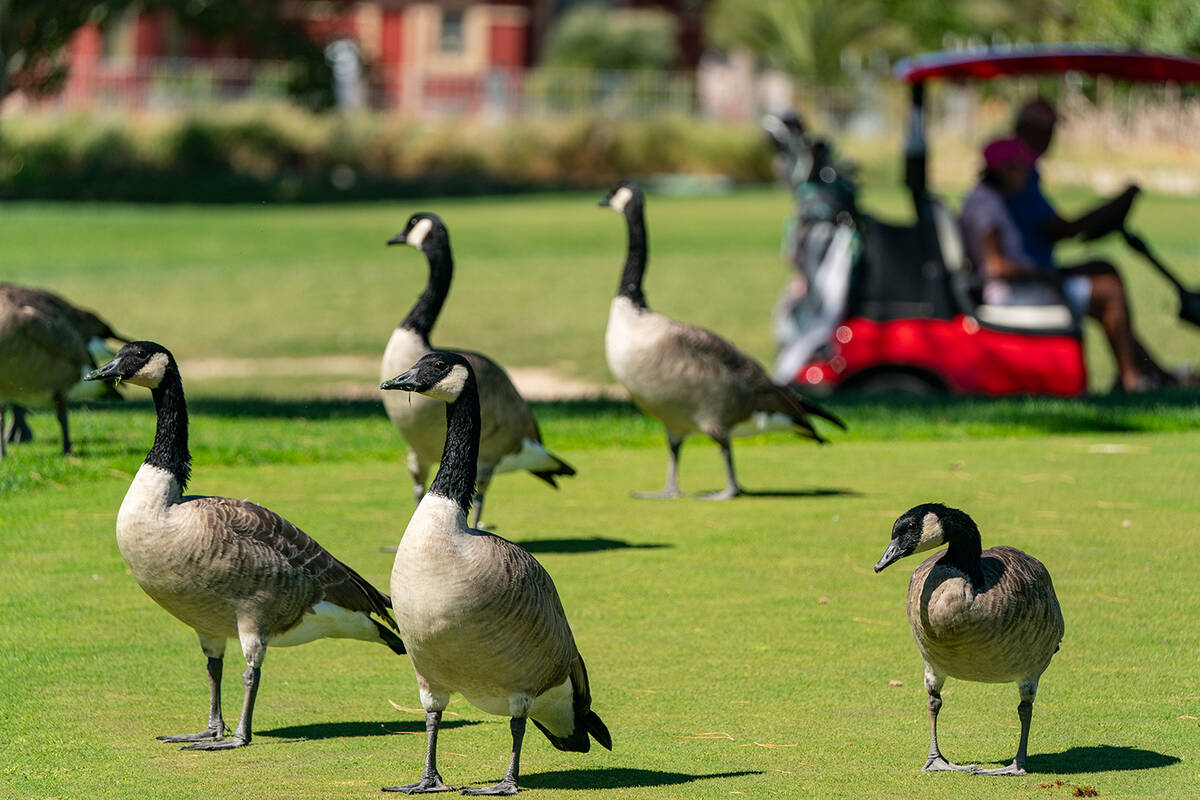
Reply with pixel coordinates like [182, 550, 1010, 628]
[841, 369, 945, 396]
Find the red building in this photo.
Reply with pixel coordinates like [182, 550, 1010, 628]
[58, 1, 703, 113]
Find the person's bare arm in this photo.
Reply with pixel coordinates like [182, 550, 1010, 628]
[1041, 185, 1139, 241]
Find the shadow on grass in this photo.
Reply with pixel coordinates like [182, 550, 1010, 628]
[738, 487, 860, 499]
[1023, 745, 1181, 774]
[521, 768, 762, 790]
[515, 537, 670, 554]
[77, 388, 1200, 436]
[257, 718, 478, 741]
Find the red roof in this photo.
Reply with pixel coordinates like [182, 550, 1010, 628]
[895, 45, 1200, 84]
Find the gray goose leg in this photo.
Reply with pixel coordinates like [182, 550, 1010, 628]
[461, 717, 525, 796]
[408, 449, 428, 505]
[923, 672, 973, 772]
[974, 681, 1035, 776]
[633, 433, 683, 499]
[5, 404, 34, 446]
[54, 394, 72, 455]
[471, 467, 494, 529]
[158, 655, 229, 743]
[696, 438, 742, 500]
[183, 635, 263, 750]
[382, 710, 455, 793]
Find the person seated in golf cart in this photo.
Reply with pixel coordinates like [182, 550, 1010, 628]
[961, 136, 1168, 392]
[1005, 98, 1174, 390]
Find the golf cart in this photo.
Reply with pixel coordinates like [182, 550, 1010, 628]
[769, 45, 1200, 395]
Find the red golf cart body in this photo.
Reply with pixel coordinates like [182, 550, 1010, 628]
[791, 45, 1200, 396]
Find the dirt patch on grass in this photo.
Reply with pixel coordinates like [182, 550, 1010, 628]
[180, 355, 627, 402]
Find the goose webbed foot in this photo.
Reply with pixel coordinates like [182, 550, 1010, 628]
[460, 778, 518, 796]
[156, 724, 227, 743]
[180, 735, 249, 751]
[972, 761, 1025, 776]
[631, 489, 683, 499]
[382, 775, 457, 793]
[923, 755, 975, 772]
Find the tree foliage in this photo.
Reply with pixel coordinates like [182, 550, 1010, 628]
[0, 0, 333, 106]
[543, 4, 680, 71]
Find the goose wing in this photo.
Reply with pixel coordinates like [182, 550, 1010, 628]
[0, 284, 90, 367]
[194, 496, 397, 628]
[662, 320, 845, 432]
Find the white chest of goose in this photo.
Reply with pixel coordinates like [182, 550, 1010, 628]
[874, 503, 1064, 776]
[380, 352, 610, 795]
[86, 341, 405, 750]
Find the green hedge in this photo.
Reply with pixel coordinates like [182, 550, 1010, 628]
[0, 106, 774, 202]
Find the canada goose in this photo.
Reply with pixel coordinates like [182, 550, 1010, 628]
[598, 182, 845, 499]
[874, 503, 1064, 776]
[380, 213, 575, 527]
[0, 282, 125, 456]
[380, 351, 610, 794]
[84, 341, 405, 750]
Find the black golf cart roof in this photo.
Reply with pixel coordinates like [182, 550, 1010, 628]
[895, 45, 1200, 84]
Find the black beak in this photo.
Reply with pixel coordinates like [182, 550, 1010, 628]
[874, 541, 904, 573]
[386, 232, 407, 246]
[380, 367, 420, 392]
[597, 199, 610, 208]
[84, 360, 122, 382]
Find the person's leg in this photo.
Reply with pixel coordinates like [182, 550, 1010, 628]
[1061, 261, 1170, 389]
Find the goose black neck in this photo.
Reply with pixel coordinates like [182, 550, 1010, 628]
[940, 520, 984, 589]
[400, 242, 453, 344]
[617, 204, 648, 308]
[428, 379, 480, 516]
[147, 367, 191, 490]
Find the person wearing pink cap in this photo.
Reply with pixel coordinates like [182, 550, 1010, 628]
[961, 134, 1167, 391]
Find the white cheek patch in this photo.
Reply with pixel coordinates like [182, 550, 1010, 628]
[912, 512, 946, 554]
[407, 218, 434, 247]
[609, 187, 633, 213]
[125, 352, 170, 388]
[424, 364, 469, 402]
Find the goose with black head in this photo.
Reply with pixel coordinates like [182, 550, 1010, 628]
[85, 341, 405, 751]
[875, 503, 1064, 776]
[599, 182, 845, 499]
[380, 351, 610, 795]
[380, 213, 575, 527]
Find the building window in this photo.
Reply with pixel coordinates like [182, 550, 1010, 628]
[439, 9, 464, 53]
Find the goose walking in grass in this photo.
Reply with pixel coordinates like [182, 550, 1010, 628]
[85, 341, 405, 750]
[380, 213, 575, 527]
[0, 282, 125, 457]
[874, 503, 1064, 776]
[380, 351, 610, 795]
[598, 182, 845, 499]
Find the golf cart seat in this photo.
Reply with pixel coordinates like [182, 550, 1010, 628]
[935, 198, 1079, 334]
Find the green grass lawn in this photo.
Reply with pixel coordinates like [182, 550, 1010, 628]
[3, 399, 1199, 799]
[2, 188, 1199, 798]
[1, 185, 1197, 394]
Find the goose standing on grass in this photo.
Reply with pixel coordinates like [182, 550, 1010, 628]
[598, 182, 845, 499]
[84, 341, 405, 750]
[874, 503, 1064, 776]
[380, 351, 610, 795]
[380, 213, 575, 527]
[0, 282, 125, 457]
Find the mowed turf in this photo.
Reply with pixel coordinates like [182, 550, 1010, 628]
[2, 402, 1199, 799]
[0, 185, 1198, 394]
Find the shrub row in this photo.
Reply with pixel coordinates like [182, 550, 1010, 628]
[0, 106, 774, 202]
